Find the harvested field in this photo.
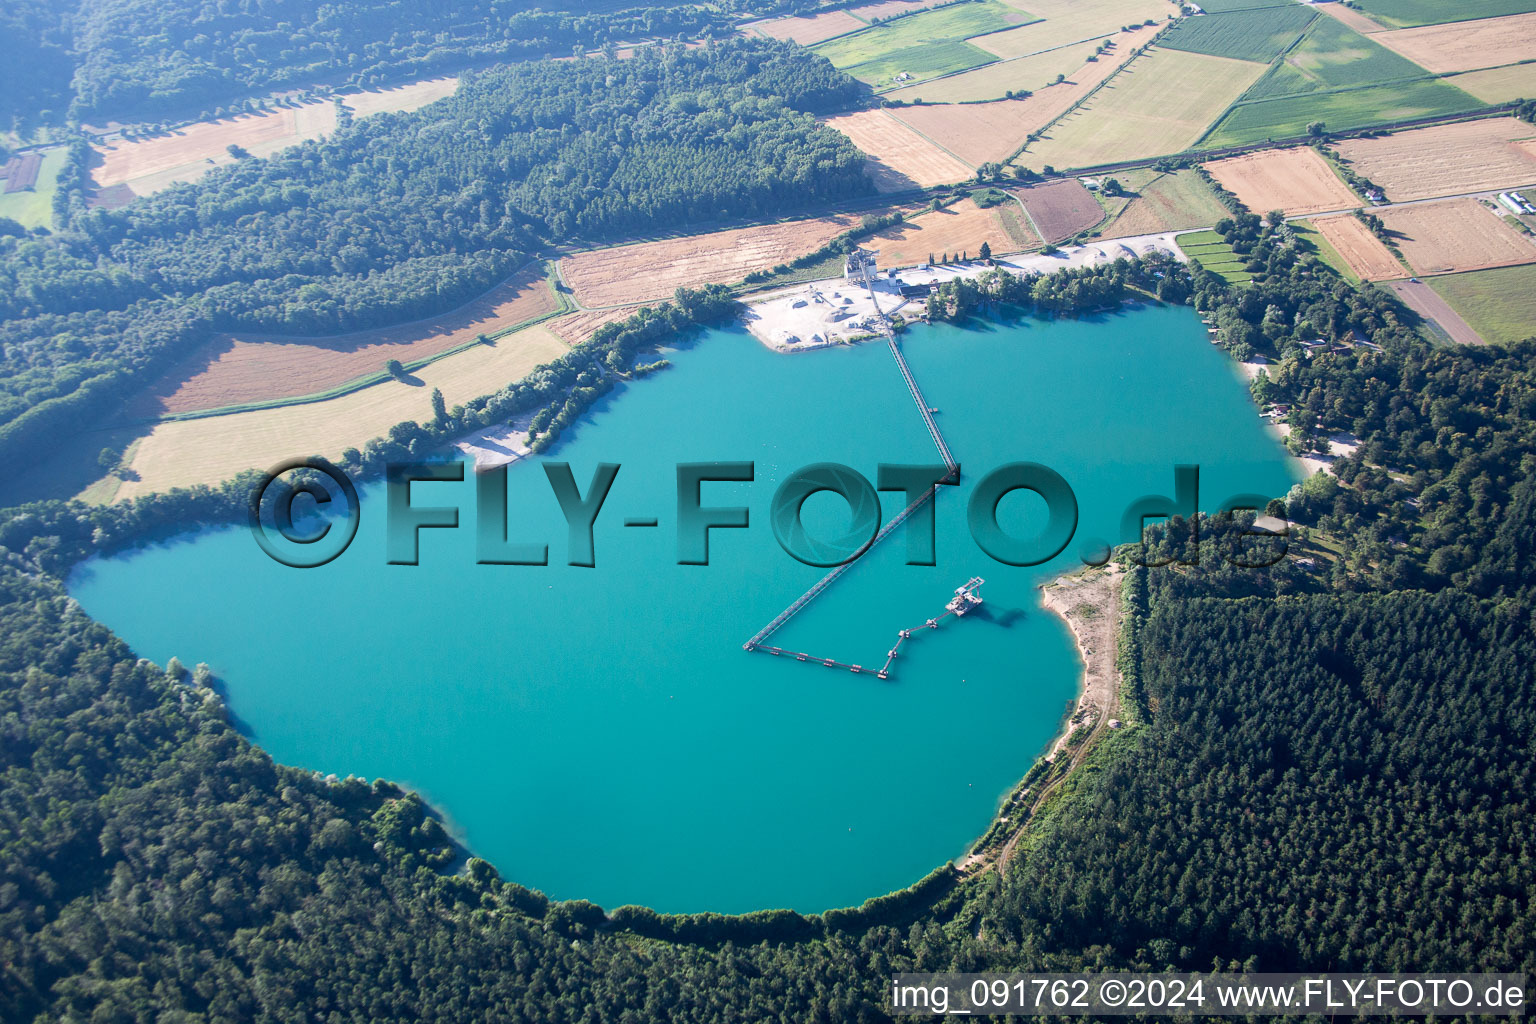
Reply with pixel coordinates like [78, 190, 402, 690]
[548, 307, 642, 346]
[823, 109, 973, 189]
[971, 0, 1173, 58]
[1018, 48, 1268, 171]
[1205, 148, 1359, 216]
[1372, 11, 1536, 72]
[1333, 118, 1536, 202]
[1388, 280, 1486, 345]
[1319, 3, 1389, 33]
[1, 153, 41, 192]
[1448, 63, 1536, 103]
[1379, 197, 1536, 275]
[850, 0, 937, 20]
[865, 197, 1039, 265]
[1310, 214, 1405, 280]
[1103, 170, 1229, 236]
[90, 77, 456, 198]
[1016, 179, 1103, 242]
[886, 40, 1097, 103]
[1353, 0, 1536, 30]
[118, 324, 570, 499]
[141, 266, 560, 416]
[1427, 264, 1536, 345]
[559, 209, 899, 307]
[743, 10, 865, 44]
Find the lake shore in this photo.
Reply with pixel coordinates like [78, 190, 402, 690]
[1037, 564, 1124, 760]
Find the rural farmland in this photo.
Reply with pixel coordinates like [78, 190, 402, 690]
[1370, 10, 1536, 72]
[140, 266, 561, 417]
[1017, 47, 1268, 171]
[813, 0, 1030, 89]
[1308, 214, 1405, 281]
[1158, 5, 1317, 63]
[1378, 197, 1536, 276]
[117, 323, 570, 499]
[558, 208, 903, 307]
[1332, 118, 1536, 201]
[1425, 264, 1536, 345]
[864, 196, 1039, 265]
[1101, 169, 1230, 235]
[1205, 147, 1359, 217]
[969, 0, 1174, 58]
[742, 10, 866, 44]
[1016, 179, 1104, 242]
[823, 109, 974, 189]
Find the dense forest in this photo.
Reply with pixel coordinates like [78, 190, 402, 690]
[0, 39, 871, 476]
[0, 0, 780, 129]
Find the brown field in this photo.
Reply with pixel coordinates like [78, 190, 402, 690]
[548, 307, 642, 346]
[559, 210, 900, 307]
[1387, 280, 1485, 345]
[1016, 179, 1103, 242]
[1373, 12, 1536, 73]
[1379, 197, 1536, 275]
[1448, 64, 1536, 104]
[743, 10, 865, 43]
[118, 324, 570, 499]
[1334, 118, 1536, 202]
[141, 265, 558, 416]
[1319, 3, 1387, 34]
[850, 0, 935, 19]
[822, 109, 973, 189]
[865, 197, 1039, 265]
[889, 29, 1153, 165]
[92, 77, 457, 198]
[1103, 169, 1230, 236]
[975, 0, 1172, 58]
[1205, 147, 1359, 217]
[1311, 214, 1405, 281]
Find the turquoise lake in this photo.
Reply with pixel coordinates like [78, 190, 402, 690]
[70, 304, 1299, 914]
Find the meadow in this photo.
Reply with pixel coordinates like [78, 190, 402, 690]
[1426, 264, 1536, 344]
[1289, 220, 1361, 282]
[814, 0, 1031, 78]
[1203, 77, 1484, 147]
[1241, 15, 1437, 100]
[1176, 228, 1254, 284]
[842, 41, 999, 89]
[1352, 0, 1536, 29]
[1158, 6, 1317, 63]
[1101, 169, 1231, 235]
[0, 148, 64, 229]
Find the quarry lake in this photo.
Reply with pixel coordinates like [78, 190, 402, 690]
[70, 303, 1299, 914]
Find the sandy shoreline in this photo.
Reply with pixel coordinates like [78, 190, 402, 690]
[453, 410, 536, 470]
[1037, 564, 1124, 759]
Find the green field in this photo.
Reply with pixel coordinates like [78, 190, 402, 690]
[1242, 15, 1437, 100]
[1203, 77, 1485, 146]
[0, 148, 64, 230]
[1177, 229, 1255, 284]
[1352, 0, 1536, 28]
[813, 0, 1033, 73]
[1427, 265, 1536, 345]
[1158, 6, 1317, 63]
[845, 41, 999, 89]
[1290, 220, 1361, 283]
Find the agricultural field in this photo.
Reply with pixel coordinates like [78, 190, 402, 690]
[559, 207, 902, 307]
[139, 266, 561, 417]
[890, 28, 1154, 151]
[1387, 280, 1487, 345]
[851, 0, 939, 19]
[0, 147, 64, 228]
[1016, 48, 1268, 171]
[117, 323, 570, 499]
[814, 0, 1032, 88]
[1241, 16, 1440, 100]
[1101, 169, 1230, 236]
[823, 110, 974, 189]
[547, 307, 640, 346]
[1371, 11, 1536, 72]
[1332, 118, 1536, 202]
[1350, 0, 1536, 30]
[90, 78, 457, 199]
[886, 35, 1116, 103]
[742, 10, 866, 44]
[1318, 4, 1390, 34]
[1205, 147, 1359, 216]
[1015, 179, 1104, 241]
[1175, 229, 1253, 284]
[1447, 63, 1536, 103]
[865, 196, 1039, 265]
[1308, 214, 1405, 280]
[1378, 197, 1536, 275]
[1203, 77, 1483, 147]
[1426, 264, 1536, 345]
[970, 0, 1174, 59]
[1158, 6, 1317, 63]
[1288, 220, 1360, 282]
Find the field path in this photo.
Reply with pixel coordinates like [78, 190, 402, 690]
[1388, 280, 1486, 345]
